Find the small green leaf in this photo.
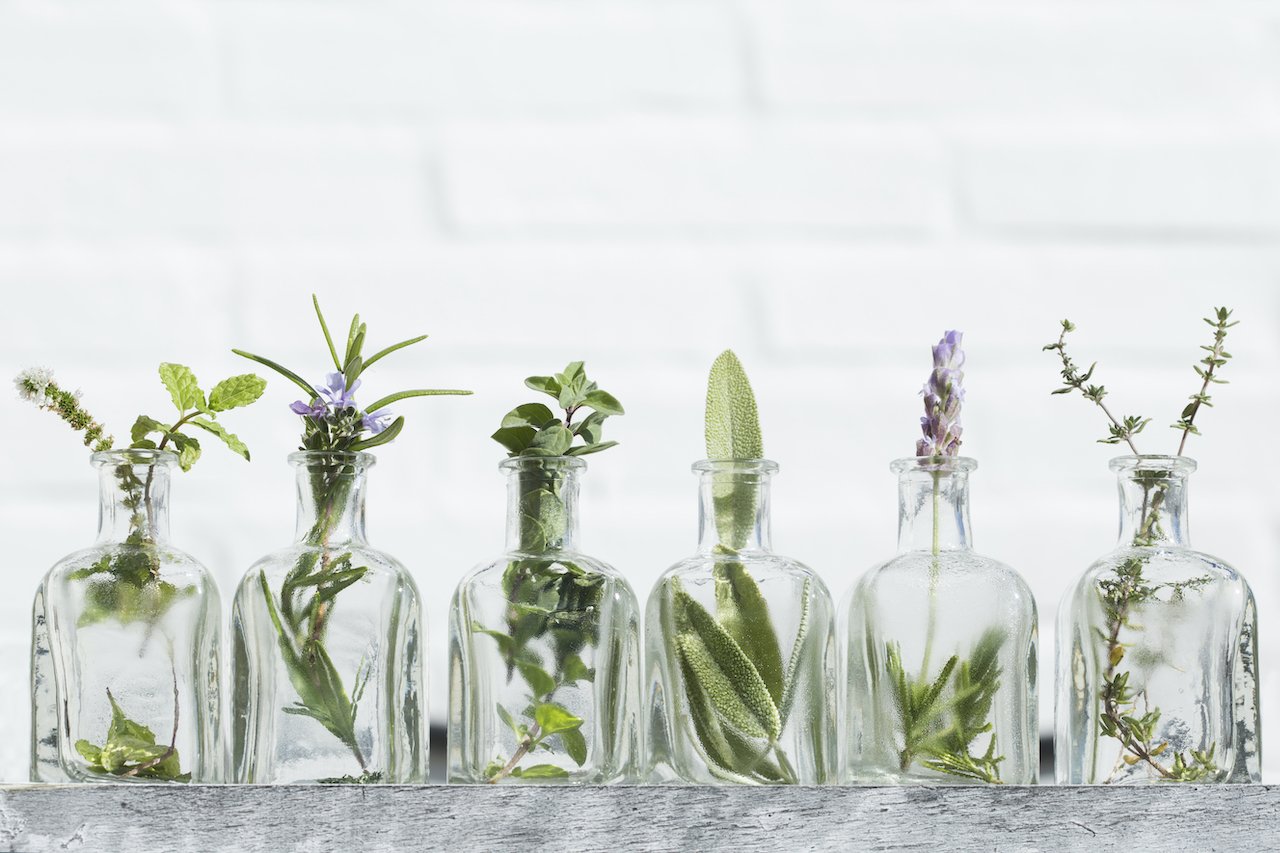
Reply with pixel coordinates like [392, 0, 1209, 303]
[516, 763, 570, 779]
[130, 415, 168, 445]
[534, 702, 583, 735]
[496, 704, 518, 735]
[566, 440, 618, 457]
[530, 425, 573, 456]
[312, 294, 343, 371]
[562, 654, 593, 684]
[208, 374, 267, 412]
[560, 728, 588, 767]
[348, 416, 405, 451]
[518, 662, 557, 699]
[158, 363, 205, 412]
[188, 417, 250, 461]
[363, 334, 429, 371]
[501, 403, 559, 430]
[492, 425, 536, 455]
[525, 376, 561, 397]
[170, 432, 201, 471]
[714, 562, 784, 706]
[582, 389, 624, 415]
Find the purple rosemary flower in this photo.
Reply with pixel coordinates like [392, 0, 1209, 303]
[916, 330, 965, 457]
[317, 371, 360, 411]
[289, 399, 327, 418]
[362, 410, 395, 435]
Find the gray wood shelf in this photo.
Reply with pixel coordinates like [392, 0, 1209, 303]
[0, 784, 1275, 852]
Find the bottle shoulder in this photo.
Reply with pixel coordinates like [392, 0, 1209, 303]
[42, 541, 213, 585]
[857, 549, 1030, 587]
[456, 550, 628, 589]
[1069, 545, 1252, 601]
[239, 542, 413, 588]
[651, 551, 832, 599]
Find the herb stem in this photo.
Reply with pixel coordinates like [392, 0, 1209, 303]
[919, 470, 941, 680]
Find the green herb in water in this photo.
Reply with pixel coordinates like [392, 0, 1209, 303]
[236, 295, 470, 782]
[476, 361, 622, 783]
[1045, 307, 1236, 782]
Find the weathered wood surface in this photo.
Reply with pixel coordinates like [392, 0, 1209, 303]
[0, 784, 1275, 852]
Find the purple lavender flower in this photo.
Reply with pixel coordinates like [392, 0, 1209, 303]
[316, 371, 360, 411]
[916, 330, 965, 457]
[290, 399, 327, 418]
[362, 410, 395, 435]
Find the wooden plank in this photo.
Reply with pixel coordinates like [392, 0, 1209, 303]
[0, 784, 1275, 852]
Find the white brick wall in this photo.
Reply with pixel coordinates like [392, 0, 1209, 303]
[1, 0, 1279, 783]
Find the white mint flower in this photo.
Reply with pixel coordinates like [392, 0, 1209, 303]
[15, 366, 54, 404]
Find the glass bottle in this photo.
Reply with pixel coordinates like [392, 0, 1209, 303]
[1056, 455, 1260, 784]
[842, 457, 1038, 785]
[31, 449, 222, 783]
[647, 459, 836, 784]
[449, 456, 640, 783]
[231, 451, 425, 784]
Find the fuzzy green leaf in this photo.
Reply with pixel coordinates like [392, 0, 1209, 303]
[674, 588, 780, 740]
[208, 374, 267, 412]
[714, 561, 784, 706]
[501, 403, 559, 430]
[159, 363, 204, 412]
[493, 425, 537, 455]
[582, 389, 624, 416]
[705, 350, 763, 461]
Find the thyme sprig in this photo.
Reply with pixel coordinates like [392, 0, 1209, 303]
[1045, 308, 1237, 783]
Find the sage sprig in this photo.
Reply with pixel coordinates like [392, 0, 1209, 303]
[475, 362, 622, 783]
[1045, 308, 1237, 782]
[236, 295, 470, 783]
[669, 350, 812, 785]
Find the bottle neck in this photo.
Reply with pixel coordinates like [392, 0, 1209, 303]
[504, 459, 583, 553]
[696, 462, 775, 554]
[96, 457, 173, 544]
[293, 455, 372, 547]
[894, 460, 974, 553]
[1116, 463, 1191, 548]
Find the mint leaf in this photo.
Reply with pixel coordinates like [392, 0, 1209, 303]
[188, 417, 250, 461]
[534, 702, 583, 736]
[158, 363, 205, 412]
[169, 432, 201, 471]
[208, 374, 267, 412]
[130, 415, 168, 445]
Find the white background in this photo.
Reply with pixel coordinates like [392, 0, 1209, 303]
[1, 0, 1279, 782]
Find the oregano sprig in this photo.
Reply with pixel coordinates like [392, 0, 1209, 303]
[476, 361, 622, 783]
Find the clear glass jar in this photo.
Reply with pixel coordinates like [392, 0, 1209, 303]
[646, 459, 836, 785]
[31, 449, 222, 783]
[231, 451, 425, 784]
[449, 456, 641, 784]
[842, 457, 1038, 785]
[1056, 455, 1260, 784]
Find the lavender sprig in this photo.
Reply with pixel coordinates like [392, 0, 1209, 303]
[15, 367, 113, 451]
[916, 330, 965, 457]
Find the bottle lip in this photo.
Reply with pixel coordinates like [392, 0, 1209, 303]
[499, 455, 587, 474]
[891, 455, 978, 474]
[91, 448, 179, 468]
[288, 450, 377, 469]
[692, 458, 779, 475]
[1109, 454, 1197, 475]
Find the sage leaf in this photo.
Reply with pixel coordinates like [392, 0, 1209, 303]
[674, 589, 780, 740]
[714, 561, 785, 706]
[705, 350, 762, 461]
